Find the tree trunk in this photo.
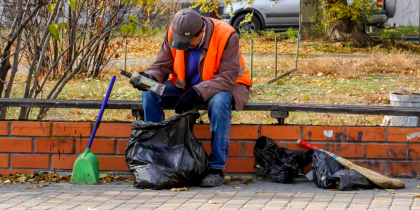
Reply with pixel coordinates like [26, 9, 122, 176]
[0, 52, 12, 96]
[322, 0, 372, 48]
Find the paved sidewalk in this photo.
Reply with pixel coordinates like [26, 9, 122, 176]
[0, 178, 418, 210]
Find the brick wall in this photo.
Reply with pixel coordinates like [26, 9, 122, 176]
[0, 121, 419, 176]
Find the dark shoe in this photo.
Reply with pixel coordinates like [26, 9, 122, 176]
[200, 171, 225, 187]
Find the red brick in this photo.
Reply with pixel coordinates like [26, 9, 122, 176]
[53, 122, 91, 137]
[230, 126, 258, 139]
[388, 127, 420, 142]
[11, 155, 50, 169]
[51, 155, 78, 169]
[11, 122, 50, 137]
[0, 169, 36, 175]
[286, 142, 326, 151]
[97, 156, 128, 171]
[243, 143, 256, 157]
[409, 145, 420, 159]
[243, 142, 285, 157]
[202, 142, 211, 155]
[228, 142, 242, 156]
[0, 138, 32, 153]
[387, 162, 420, 175]
[224, 158, 254, 173]
[201, 142, 241, 157]
[0, 122, 8, 135]
[76, 139, 115, 154]
[302, 126, 343, 141]
[353, 160, 385, 174]
[276, 142, 285, 148]
[35, 138, 74, 153]
[302, 164, 312, 174]
[344, 127, 385, 142]
[96, 123, 131, 138]
[0, 155, 8, 168]
[194, 125, 259, 140]
[117, 140, 128, 155]
[328, 143, 365, 158]
[194, 125, 210, 139]
[366, 144, 406, 159]
[261, 126, 300, 140]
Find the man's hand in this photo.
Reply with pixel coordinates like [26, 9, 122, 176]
[175, 88, 203, 114]
[129, 72, 157, 91]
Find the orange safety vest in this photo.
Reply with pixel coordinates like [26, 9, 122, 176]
[167, 18, 252, 89]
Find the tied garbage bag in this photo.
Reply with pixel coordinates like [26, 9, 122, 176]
[253, 136, 313, 183]
[312, 150, 377, 191]
[125, 110, 209, 190]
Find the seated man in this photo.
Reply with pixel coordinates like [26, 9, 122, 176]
[130, 8, 252, 187]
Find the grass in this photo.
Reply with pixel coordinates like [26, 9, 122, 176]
[5, 30, 420, 126]
[369, 26, 419, 38]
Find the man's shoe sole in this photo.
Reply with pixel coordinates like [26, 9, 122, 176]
[200, 179, 226, 187]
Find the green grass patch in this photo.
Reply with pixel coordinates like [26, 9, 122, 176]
[370, 26, 420, 38]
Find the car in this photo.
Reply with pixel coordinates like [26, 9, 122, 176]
[221, 0, 397, 33]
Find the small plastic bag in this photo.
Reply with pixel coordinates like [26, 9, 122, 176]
[312, 150, 377, 191]
[253, 136, 313, 183]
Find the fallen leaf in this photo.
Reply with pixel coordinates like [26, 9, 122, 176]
[17, 176, 27, 182]
[235, 187, 241, 189]
[224, 176, 231, 181]
[330, 189, 339, 191]
[170, 187, 188, 192]
[243, 178, 254, 185]
[417, 185, 420, 188]
[385, 189, 395, 192]
[28, 184, 40, 189]
[226, 183, 238, 187]
[99, 173, 112, 179]
[414, 195, 420, 198]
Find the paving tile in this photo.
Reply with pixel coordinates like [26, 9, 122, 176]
[0, 178, 418, 210]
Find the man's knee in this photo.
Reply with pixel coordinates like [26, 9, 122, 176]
[208, 92, 233, 110]
[141, 91, 160, 104]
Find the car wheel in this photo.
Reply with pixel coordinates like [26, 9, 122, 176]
[232, 13, 262, 34]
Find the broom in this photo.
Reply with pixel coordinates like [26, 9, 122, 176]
[297, 139, 405, 189]
[71, 75, 116, 184]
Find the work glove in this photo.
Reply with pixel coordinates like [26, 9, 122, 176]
[129, 72, 157, 91]
[175, 87, 203, 114]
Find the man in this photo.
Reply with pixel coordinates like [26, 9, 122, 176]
[130, 8, 252, 187]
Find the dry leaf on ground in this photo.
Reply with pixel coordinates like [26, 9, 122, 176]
[170, 187, 188, 192]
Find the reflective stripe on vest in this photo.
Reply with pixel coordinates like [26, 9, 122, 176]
[168, 18, 252, 88]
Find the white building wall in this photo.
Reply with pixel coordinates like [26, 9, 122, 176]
[387, 0, 419, 26]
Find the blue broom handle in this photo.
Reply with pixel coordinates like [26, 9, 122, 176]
[87, 75, 116, 149]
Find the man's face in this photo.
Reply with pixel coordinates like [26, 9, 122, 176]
[188, 29, 204, 49]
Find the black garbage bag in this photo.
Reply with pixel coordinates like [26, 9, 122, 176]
[125, 110, 209, 190]
[253, 136, 313, 183]
[312, 150, 377, 191]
